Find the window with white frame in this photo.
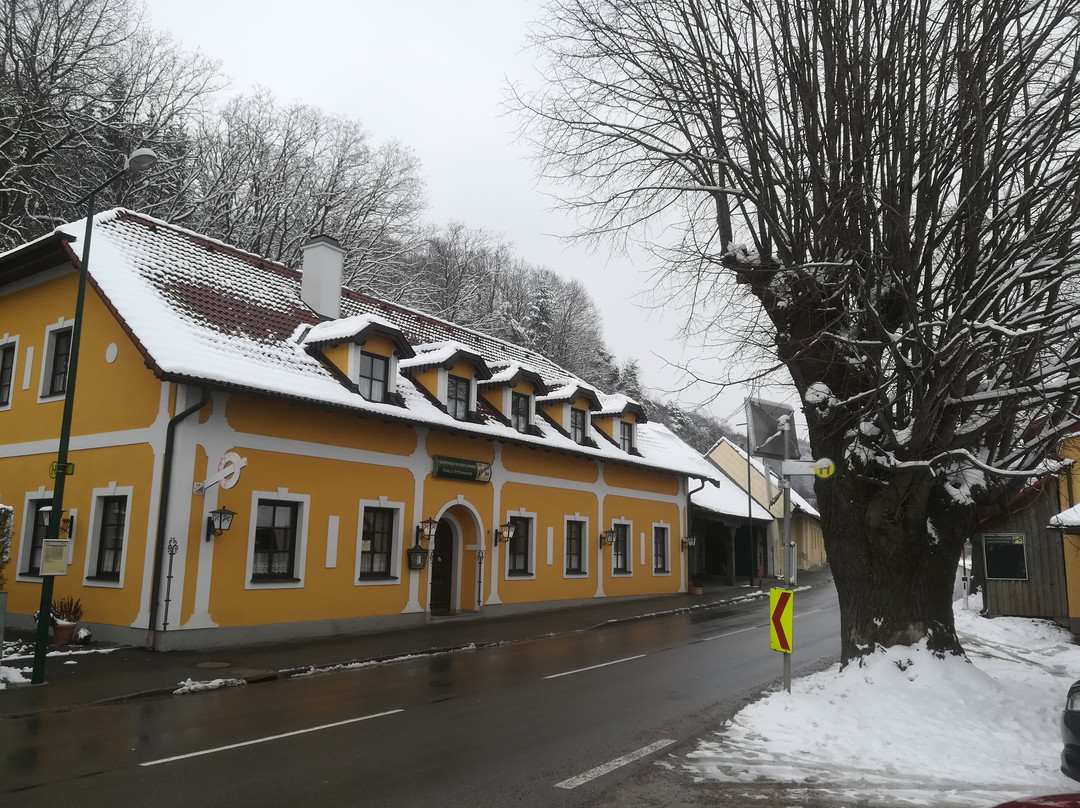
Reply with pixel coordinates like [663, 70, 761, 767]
[252, 500, 300, 581]
[653, 525, 669, 573]
[92, 495, 127, 580]
[565, 519, 585, 574]
[0, 339, 16, 408]
[612, 522, 630, 573]
[359, 507, 395, 578]
[511, 392, 531, 432]
[22, 498, 51, 576]
[43, 325, 73, 397]
[620, 421, 635, 452]
[508, 514, 532, 575]
[570, 408, 587, 443]
[358, 351, 389, 402]
[447, 374, 470, 420]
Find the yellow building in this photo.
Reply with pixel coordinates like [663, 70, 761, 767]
[702, 438, 826, 578]
[0, 210, 729, 650]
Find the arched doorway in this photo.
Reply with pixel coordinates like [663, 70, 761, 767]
[429, 519, 455, 615]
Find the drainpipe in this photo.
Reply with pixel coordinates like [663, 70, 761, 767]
[146, 388, 210, 650]
[687, 477, 706, 581]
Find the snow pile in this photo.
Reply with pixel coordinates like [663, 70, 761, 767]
[685, 594, 1080, 806]
[0, 663, 30, 689]
[173, 677, 246, 694]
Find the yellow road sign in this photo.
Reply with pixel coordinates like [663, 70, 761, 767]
[814, 458, 836, 479]
[770, 588, 794, 653]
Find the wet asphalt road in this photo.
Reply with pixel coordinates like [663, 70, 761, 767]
[1, 585, 840, 807]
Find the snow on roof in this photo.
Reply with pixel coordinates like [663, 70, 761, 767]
[1050, 503, 1080, 530]
[398, 340, 482, 369]
[595, 393, 646, 420]
[47, 209, 721, 482]
[300, 312, 399, 346]
[691, 477, 774, 521]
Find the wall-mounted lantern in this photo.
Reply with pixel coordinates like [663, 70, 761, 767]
[492, 520, 516, 547]
[408, 517, 439, 570]
[682, 535, 697, 551]
[205, 506, 236, 542]
[598, 528, 616, 550]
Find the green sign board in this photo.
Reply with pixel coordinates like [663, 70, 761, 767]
[432, 455, 492, 484]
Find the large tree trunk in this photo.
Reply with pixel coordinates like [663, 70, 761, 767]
[817, 467, 968, 664]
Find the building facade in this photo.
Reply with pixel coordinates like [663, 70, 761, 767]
[703, 438, 826, 577]
[0, 210, 730, 650]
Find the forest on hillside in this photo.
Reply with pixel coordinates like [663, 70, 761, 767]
[0, 0, 737, 454]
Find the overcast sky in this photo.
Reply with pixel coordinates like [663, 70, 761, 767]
[142, 0, 790, 428]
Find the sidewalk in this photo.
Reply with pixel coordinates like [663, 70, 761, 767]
[1, 568, 833, 717]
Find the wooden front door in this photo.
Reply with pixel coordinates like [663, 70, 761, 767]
[430, 520, 454, 614]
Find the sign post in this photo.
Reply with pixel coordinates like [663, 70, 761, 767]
[770, 587, 794, 691]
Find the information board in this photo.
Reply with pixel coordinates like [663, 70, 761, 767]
[983, 533, 1028, 581]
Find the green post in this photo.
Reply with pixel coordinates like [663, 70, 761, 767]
[30, 192, 97, 684]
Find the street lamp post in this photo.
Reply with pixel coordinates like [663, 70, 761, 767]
[31, 148, 157, 684]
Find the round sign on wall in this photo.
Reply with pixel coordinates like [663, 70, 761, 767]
[813, 458, 836, 479]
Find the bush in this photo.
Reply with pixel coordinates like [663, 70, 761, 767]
[51, 595, 83, 623]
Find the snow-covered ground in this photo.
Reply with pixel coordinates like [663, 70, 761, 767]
[685, 592, 1080, 806]
[0, 637, 116, 689]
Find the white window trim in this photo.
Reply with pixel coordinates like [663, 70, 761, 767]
[355, 497, 405, 586]
[0, 333, 19, 412]
[350, 345, 398, 399]
[83, 483, 133, 588]
[563, 514, 590, 578]
[652, 521, 672, 576]
[621, 420, 636, 452]
[38, 317, 73, 401]
[15, 488, 52, 582]
[610, 518, 633, 575]
[244, 488, 310, 590]
[508, 389, 534, 432]
[503, 508, 537, 580]
[440, 368, 475, 418]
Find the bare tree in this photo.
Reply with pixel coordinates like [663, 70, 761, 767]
[164, 91, 427, 285]
[0, 0, 219, 245]
[517, 0, 1080, 664]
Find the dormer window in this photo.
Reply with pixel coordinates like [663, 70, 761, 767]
[358, 351, 389, 402]
[511, 392, 531, 432]
[620, 421, 635, 452]
[570, 408, 587, 444]
[447, 374, 471, 420]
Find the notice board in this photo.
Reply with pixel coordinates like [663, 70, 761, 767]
[983, 533, 1028, 581]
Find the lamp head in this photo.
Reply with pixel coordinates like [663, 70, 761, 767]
[494, 520, 516, 546]
[125, 148, 158, 172]
[416, 517, 439, 545]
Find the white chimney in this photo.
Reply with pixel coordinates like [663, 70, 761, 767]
[300, 234, 345, 319]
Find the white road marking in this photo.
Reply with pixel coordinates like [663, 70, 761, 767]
[139, 709, 404, 767]
[554, 739, 677, 789]
[544, 654, 646, 679]
[797, 607, 825, 618]
[703, 626, 756, 641]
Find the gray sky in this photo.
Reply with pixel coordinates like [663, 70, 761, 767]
[142, 0, 770, 426]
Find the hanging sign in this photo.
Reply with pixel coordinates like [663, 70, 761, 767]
[432, 455, 492, 484]
[195, 451, 248, 494]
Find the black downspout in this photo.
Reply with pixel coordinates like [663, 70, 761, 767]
[687, 477, 706, 583]
[146, 388, 210, 650]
